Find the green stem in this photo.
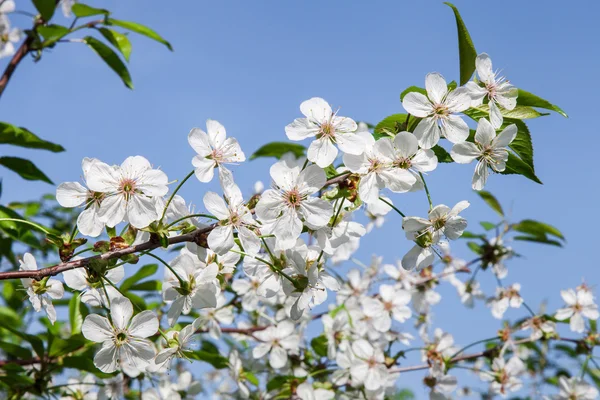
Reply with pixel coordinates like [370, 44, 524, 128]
[166, 213, 219, 229]
[449, 337, 498, 360]
[419, 172, 433, 210]
[146, 252, 186, 287]
[581, 353, 592, 379]
[522, 301, 536, 317]
[0, 218, 50, 234]
[378, 197, 406, 218]
[71, 247, 93, 258]
[159, 170, 195, 224]
[261, 237, 276, 262]
[103, 277, 169, 342]
[68, 224, 78, 243]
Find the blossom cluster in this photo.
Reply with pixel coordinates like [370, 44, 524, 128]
[8, 51, 596, 400]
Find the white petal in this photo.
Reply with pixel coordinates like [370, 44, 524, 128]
[203, 192, 230, 220]
[308, 138, 338, 168]
[413, 117, 440, 149]
[300, 97, 332, 122]
[425, 72, 448, 105]
[475, 118, 495, 146]
[56, 182, 88, 208]
[110, 297, 133, 331]
[129, 311, 158, 338]
[82, 314, 114, 342]
[208, 226, 235, 255]
[403, 92, 433, 118]
[450, 142, 479, 164]
[441, 115, 469, 144]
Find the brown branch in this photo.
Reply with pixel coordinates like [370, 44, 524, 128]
[0, 15, 104, 99]
[0, 174, 351, 282]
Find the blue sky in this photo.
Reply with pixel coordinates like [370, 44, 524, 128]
[2, 0, 598, 396]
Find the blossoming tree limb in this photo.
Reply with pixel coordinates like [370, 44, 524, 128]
[0, 1, 595, 400]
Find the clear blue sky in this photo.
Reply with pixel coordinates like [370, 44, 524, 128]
[2, 0, 598, 396]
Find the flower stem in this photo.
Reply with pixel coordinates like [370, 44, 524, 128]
[449, 337, 498, 361]
[419, 172, 433, 210]
[146, 252, 186, 288]
[159, 170, 195, 224]
[378, 197, 406, 218]
[165, 213, 219, 229]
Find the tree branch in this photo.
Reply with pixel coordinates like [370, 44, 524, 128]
[0, 173, 353, 281]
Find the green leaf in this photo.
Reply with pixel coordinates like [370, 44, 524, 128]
[460, 231, 485, 239]
[106, 18, 172, 51]
[249, 142, 306, 160]
[32, 0, 56, 21]
[467, 241, 482, 254]
[475, 191, 504, 216]
[310, 335, 328, 358]
[466, 105, 547, 121]
[97, 28, 132, 62]
[0, 122, 64, 152]
[507, 119, 534, 172]
[128, 280, 162, 291]
[62, 355, 114, 378]
[400, 86, 427, 102]
[71, 3, 109, 17]
[120, 264, 158, 291]
[187, 350, 229, 369]
[0, 156, 53, 184]
[69, 294, 83, 335]
[37, 24, 70, 46]
[432, 145, 453, 163]
[49, 335, 86, 357]
[0, 321, 44, 358]
[512, 219, 565, 241]
[266, 375, 293, 391]
[444, 2, 477, 85]
[83, 36, 133, 89]
[374, 114, 407, 139]
[480, 221, 495, 231]
[0, 206, 43, 249]
[517, 89, 567, 118]
[0, 341, 32, 359]
[513, 235, 562, 247]
[501, 153, 542, 184]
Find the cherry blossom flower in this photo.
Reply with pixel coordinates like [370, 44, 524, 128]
[480, 356, 525, 396]
[285, 97, 364, 167]
[403, 201, 470, 242]
[343, 131, 416, 203]
[402, 73, 471, 148]
[451, 118, 517, 190]
[554, 376, 599, 400]
[188, 119, 245, 183]
[150, 318, 201, 371]
[0, 15, 21, 59]
[282, 244, 340, 320]
[162, 252, 220, 326]
[424, 373, 458, 400]
[86, 156, 168, 229]
[20, 253, 64, 324]
[520, 316, 556, 341]
[297, 381, 335, 400]
[63, 263, 124, 307]
[62, 374, 97, 400]
[256, 160, 332, 249]
[555, 288, 599, 333]
[391, 131, 438, 191]
[466, 53, 518, 129]
[488, 283, 524, 319]
[361, 284, 412, 332]
[56, 158, 106, 237]
[422, 329, 457, 373]
[82, 297, 158, 373]
[350, 340, 388, 391]
[203, 179, 260, 255]
[252, 320, 300, 369]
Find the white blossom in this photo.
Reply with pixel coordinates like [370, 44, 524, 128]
[188, 119, 245, 183]
[555, 288, 599, 333]
[86, 156, 168, 229]
[82, 297, 158, 373]
[466, 53, 518, 128]
[256, 160, 332, 249]
[451, 118, 517, 190]
[20, 253, 64, 324]
[402, 73, 471, 148]
[285, 97, 364, 167]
